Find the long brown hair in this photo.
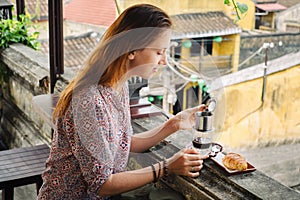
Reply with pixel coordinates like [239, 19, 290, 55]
[53, 4, 172, 118]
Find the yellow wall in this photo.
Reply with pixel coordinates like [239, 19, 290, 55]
[222, 0, 255, 30]
[120, 0, 255, 30]
[120, 0, 224, 15]
[180, 39, 191, 60]
[217, 64, 300, 148]
[212, 34, 240, 72]
[179, 34, 240, 75]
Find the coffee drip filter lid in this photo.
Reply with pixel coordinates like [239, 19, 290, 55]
[206, 98, 216, 112]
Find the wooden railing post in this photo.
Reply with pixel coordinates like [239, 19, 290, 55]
[0, 0, 13, 20]
[2, 187, 14, 200]
[48, 0, 64, 93]
[15, 0, 25, 20]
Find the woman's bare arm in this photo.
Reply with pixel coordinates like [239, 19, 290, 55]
[100, 164, 156, 196]
[100, 148, 208, 197]
[130, 105, 206, 153]
[130, 117, 178, 153]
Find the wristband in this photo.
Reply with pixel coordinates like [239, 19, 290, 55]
[158, 161, 161, 179]
[151, 164, 158, 183]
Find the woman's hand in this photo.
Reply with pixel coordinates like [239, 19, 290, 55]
[167, 148, 209, 178]
[172, 105, 206, 130]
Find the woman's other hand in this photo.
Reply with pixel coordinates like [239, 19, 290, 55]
[172, 105, 206, 130]
[167, 148, 209, 178]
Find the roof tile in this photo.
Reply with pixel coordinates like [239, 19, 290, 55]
[171, 12, 241, 39]
[40, 32, 101, 70]
[11, 0, 117, 24]
[64, 0, 117, 26]
[255, 3, 287, 11]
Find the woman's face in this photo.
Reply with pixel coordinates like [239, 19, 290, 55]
[127, 30, 171, 79]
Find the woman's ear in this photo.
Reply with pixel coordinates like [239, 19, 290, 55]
[128, 51, 136, 60]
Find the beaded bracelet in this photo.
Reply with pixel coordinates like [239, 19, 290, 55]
[151, 164, 158, 183]
[163, 158, 168, 176]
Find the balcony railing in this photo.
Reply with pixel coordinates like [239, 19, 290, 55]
[0, 0, 13, 20]
[11, 0, 64, 93]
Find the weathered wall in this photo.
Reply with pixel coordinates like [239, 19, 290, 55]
[213, 34, 241, 72]
[276, 4, 300, 32]
[239, 32, 300, 70]
[215, 51, 300, 148]
[0, 44, 69, 148]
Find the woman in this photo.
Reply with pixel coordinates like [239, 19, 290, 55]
[38, 4, 208, 200]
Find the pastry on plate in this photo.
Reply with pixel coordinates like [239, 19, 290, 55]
[222, 152, 248, 171]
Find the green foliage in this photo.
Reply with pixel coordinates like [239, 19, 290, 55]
[224, 0, 230, 5]
[224, 0, 249, 21]
[0, 14, 40, 50]
[236, 2, 248, 14]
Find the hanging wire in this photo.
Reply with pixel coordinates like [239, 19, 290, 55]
[168, 57, 201, 76]
[167, 56, 217, 83]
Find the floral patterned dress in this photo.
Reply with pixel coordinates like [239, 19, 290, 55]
[38, 84, 132, 200]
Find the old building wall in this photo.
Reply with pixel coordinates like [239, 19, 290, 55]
[217, 55, 300, 148]
[0, 44, 68, 148]
[213, 34, 241, 72]
[239, 32, 300, 70]
[120, 0, 255, 30]
[276, 4, 300, 32]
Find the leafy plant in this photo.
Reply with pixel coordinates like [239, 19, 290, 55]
[0, 14, 40, 50]
[224, 0, 249, 21]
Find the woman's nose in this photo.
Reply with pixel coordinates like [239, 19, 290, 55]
[158, 53, 168, 65]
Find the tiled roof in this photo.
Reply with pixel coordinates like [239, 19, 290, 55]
[171, 12, 241, 39]
[9, 0, 48, 20]
[10, 0, 117, 24]
[40, 32, 101, 70]
[11, 0, 67, 20]
[25, 0, 48, 20]
[255, 3, 287, 11]
[277, 0, 300, 8]
[64, 0, 117, 26]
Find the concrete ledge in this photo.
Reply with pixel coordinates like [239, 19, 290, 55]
[238, 143, 300, 190]
[0, 45, 54, 146]
[211, 50, 300, 90]
[0, 98, 49, 148]
[0, 44, 49, 94]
